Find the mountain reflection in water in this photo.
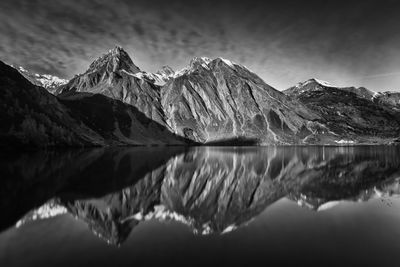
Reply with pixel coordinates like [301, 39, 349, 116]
[1, 146, 400, 247]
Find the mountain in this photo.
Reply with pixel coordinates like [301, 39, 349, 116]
[0, 60, 189, 147]
[58, 46, 169, 127]
[59, 49, 326, 145]
[286, 79, 400, 111]
[284, 78, 400, 144]
[16, 66, 68, 94]
[9, 146, 400, 244]
[161, 57, 321, 144]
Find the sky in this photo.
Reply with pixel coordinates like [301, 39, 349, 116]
[0, 0, 400, 91]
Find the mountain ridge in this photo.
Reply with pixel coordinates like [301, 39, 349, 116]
[2, 46, 400, 146]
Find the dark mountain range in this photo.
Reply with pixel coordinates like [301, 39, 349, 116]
[1, 46, 400, 146]
[8, 146, 400, 245]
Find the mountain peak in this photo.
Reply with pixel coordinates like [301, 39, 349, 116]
[156, 65, 174, 77]
[189, 57, 212, 69]
[87, 46, 140, 75]
[110, 45, 124, 53]
[301, 78, 335, 88]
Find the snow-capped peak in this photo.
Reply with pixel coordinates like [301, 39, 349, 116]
[15, 65, 68, 93]
[297, 78, 336, 88]
[313, 78, 335, 87]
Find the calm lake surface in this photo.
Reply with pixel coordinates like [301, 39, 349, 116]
[1, 146, 400, 266]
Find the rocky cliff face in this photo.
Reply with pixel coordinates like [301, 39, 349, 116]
[12, 146, 399, 245]
[284, 79, 400, 144]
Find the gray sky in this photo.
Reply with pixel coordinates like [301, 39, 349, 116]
[1, 0, 400, 91]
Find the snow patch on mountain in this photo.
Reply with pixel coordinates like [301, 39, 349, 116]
[219, 57, 235, 68]
[15, 200, 67, 228]
[313, 78, 335, 87]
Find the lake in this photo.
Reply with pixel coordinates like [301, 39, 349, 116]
[1, 146, 400, 266]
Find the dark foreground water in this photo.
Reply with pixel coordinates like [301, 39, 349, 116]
[1, 146, 400, 266]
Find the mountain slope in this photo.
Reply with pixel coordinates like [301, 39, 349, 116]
[284, 79, 400, 144]
[0, 61, 101, 147]
[161, 57, 319, 144]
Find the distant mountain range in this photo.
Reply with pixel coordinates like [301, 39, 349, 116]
[1, 46, 400, 147]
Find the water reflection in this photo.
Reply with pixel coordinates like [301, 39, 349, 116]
[2, 146, 400, 245]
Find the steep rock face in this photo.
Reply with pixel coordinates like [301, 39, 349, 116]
[0, 61, 187, 147]
[58, 46, 168, 127]
[161, 57, 319, 144]
[284, 79, 400, 143]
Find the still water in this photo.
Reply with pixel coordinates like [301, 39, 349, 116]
[1, 146, 400, 266]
